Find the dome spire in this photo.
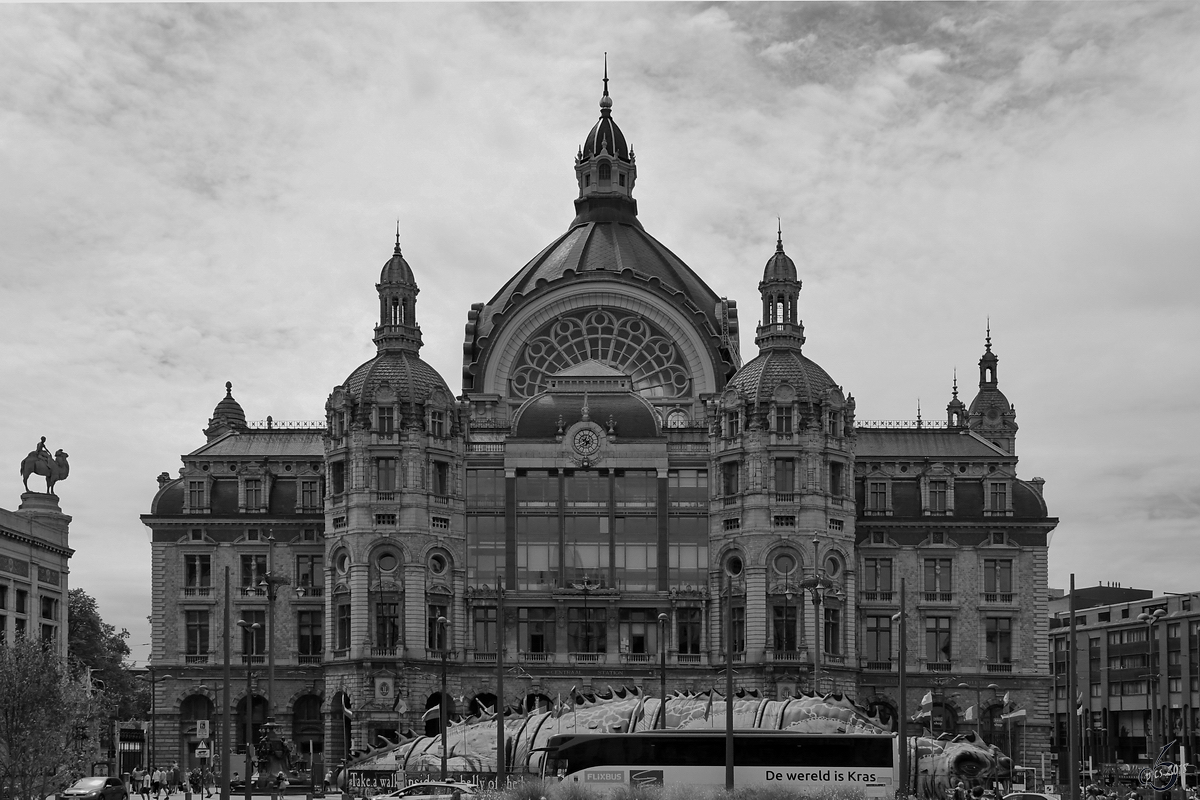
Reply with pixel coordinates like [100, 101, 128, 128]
[600, 53, 613, 113]
[394, 220, 402, 256]
[777, 218, 784, 253]
[985, 317, 992, 352]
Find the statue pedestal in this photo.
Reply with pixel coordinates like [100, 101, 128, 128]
[16, 492, 71, 544]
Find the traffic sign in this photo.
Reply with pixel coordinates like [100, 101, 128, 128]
[196, 720, 210, 740]
[195, 744, 210, 760]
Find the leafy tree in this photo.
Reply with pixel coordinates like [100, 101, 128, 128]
[0, 637, 101, 800]
[68, 588, 143, 720]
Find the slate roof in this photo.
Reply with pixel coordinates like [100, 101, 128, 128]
[513, 392, 660, 438]
[190, 431, 325, 458]
[855, 429, 1010, 459]
[343, 350, 450, 402]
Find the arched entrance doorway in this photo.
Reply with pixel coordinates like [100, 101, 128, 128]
[424, 693, 455, 736]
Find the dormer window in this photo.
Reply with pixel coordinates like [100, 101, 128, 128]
[584, 174, 591, 187]
[430, 410, 446, 437]
[618, 173, 626, 187]
[599, 162, 611, 182]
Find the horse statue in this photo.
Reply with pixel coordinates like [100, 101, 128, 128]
[21, 445, 70, 494]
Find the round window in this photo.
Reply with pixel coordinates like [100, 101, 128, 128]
[725, 554, 743, 577]
[429, 553, 448, 575]
[825, 555, 842, 577]
[773, 552, 797, 576]
[335, 552, 349, 573]
[377, 552, 398, 572]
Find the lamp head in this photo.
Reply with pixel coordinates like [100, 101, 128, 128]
[658, 612, 668, 623]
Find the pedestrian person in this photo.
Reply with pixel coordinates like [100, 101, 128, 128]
[152, 766, 164, 800]
[322, 769, 332, 794]
[170, 762, 181, 796]
[140, 767, 152, 800]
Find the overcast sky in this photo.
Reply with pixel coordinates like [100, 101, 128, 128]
[2, 2, 1197, 668]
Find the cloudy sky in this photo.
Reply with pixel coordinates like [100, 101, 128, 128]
[2, 2, 1197, 667]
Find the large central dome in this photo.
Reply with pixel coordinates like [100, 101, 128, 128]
[461, 77, 740, 399]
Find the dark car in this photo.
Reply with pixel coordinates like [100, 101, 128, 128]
[366, 782, 478, 800]
[57, 778, 128, 800]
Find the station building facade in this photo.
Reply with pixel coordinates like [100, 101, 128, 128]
[141, 81, 1058, 775]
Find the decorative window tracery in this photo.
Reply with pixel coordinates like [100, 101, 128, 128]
[508, 308, 690, 400]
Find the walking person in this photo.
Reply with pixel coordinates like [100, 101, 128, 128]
[140, 767, 152, 800]
[151, 766, 163, 800]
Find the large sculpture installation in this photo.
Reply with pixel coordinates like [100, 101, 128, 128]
[339, 687, 1012, 798]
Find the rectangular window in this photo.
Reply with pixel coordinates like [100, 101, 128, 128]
[336, 603, 351, 650]
[519, 607, 556, 654]
[986, 617, 1013, 663]
[775, 406, 793, 434]
[427, 605, 448, 651]
[772, 602, 798, 651]
[667, 516, 707, 588]
[14, 617, 25, 638]
[1167, 623, 1181, 639]
[567, 607, 606, 653]
[774, 459, 794, 494]
[1169, 677, 1182, 693]
[430, 410, 446, 437]
[925, 616, 952, 664]
[377, 458, 396, 492]
[667, 469, 708, 506]
[378, 406, 394, 435]
[984, 559, 1013, 593]
[829, 462, 844, 496]
[614, 517, 657, 592]
[725, 411, 740, 437]
[924, 558, 952, 593]
[466, 469, 505, 508]
[16, 589, 27, 615]
[721, 461, 740, 496]
[614, 470, 656, 508]
[515, 515, 560, 590]
[375, 600, 401, 648]
[516, 470, 557, 506]
[929, 481, 947, 512]
[295, 554, 323, 589]
[824, 607, 841, 654]
[619, 609, 660, 654]
[245, 480, 263, 508]
[869, 481, 887, 510]
[863, 558, 893, 593]
[40, 596, 58, 621]
[240, 609, 266, 655]
[730, 604, 746, 654]
[185, 610, 209, 656]
[240, 554, 267, 588]
[41, 624, 56, 644]
[567, 470, 610, 507]
[331, 461, 346, 495]
[989, 482, 1008, 511]
[678, 608, 702, 655]
[467, 515, 506, 586]
[188, 481, 205, 508]
[432, 462, 450, 497]
[298, 610, 323, 656]
[300, 480, 319, 508]
[0, 585, 6, 609]
[1091, 683, 1102, 698]
[185, 555, 211, 588]
[865, 615, 892, 662]
[474, 607, 497, 653]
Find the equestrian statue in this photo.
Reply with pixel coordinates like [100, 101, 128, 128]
[21, 437, 70, 494]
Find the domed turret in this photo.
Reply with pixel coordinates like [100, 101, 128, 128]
[204, 381, 248, 441]
[373, 227, 422, 355]
[967, 324, 1018, 452]
[754, 223, 805, 351]
[572, 59, 639, 227]
[946, 370, 966, 429]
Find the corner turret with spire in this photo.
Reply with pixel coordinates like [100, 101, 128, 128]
[966, 323, 1018, 452]
[573, 55, 639, 227]
[755, 221, 806, 351]
[373, 224, 423, 355]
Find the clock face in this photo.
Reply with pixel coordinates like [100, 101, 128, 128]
[573, 428, 600, 456]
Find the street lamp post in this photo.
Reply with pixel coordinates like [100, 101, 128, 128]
[797, 538, 843, 682]
[724, 556, 743, 791]
[259, 533, 290, 726]
[437, 615, 450, 782]
[957, 682, 1001, 740]
[495, 576, 506, 788]
[658, 612, 669, 729]
[571, 575, 601, 654]
[236, 620, 261, 800]
[141, 666, 174, 772]
[1138, 608, 1166, 785]
[894, 577, 909, 799]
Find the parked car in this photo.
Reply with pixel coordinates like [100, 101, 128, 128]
[367, 782, 477, 800]
[1005, 793, 1061, 800]
[55, 778, 128, 800]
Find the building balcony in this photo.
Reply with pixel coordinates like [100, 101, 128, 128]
[519, 652, 554, 664]
[297, 654, 322, 665]
[240, 655, 265, 666]
[982, 592, 1015, 605]
[333, 649, 349, 660]
[926, 661, 952, 672]
[294, 586, 324, 598]
[472, 651, 498, 664]
[864, 660, 894, 672]
[621, 653, 655, 665]
[861, 591, 894, 603]
[823, 653, 847, 665]
[765, 649, 811, 664]
[182, 586, 214, 598]
[774, 493, 796, 504]
[675, 653, 705, 666]
[569, 652, 606, 665]
[370, 646, 404, 658]
[431, 495, 451, 506]
[922, 592, 954, 603]
[468, 442, 504, 454]
[238, 587, 267, 598]
[985, 662, 1014, 674]
[185, 654, 209, 665]
[375, 491, 395, 502]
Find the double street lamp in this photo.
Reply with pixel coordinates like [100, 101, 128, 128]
[796, 538, 843, 674]
[140, 666, 174, 771]
[236, 619, 261, 800]
[957, 682, 1001, 740]
[436, 615, 450, 782]
[1138, 608, 1166, 773]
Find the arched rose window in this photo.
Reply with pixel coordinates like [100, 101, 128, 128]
[508, 308, 691, 400]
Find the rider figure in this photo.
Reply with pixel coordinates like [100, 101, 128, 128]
[35, 437, 51, 466]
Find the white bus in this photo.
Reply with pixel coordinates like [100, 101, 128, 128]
[541, 731, 896, 796]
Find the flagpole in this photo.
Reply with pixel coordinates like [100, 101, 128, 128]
[896, 577, 909, 800]
[1068, 574, 1079, 800]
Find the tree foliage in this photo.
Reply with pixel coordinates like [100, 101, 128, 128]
[0, 638, 100, 800]
[67, 588, 144, 720]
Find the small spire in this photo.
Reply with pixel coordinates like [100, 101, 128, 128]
[603, 52, 609, 98]
[985, 317, 992, 352]
[599, 53, 613, 112]
[776, 218, 784, 253]
[225, 381, 233, 396]
[917, 398, 922, 423]
[952, 369, 959, 400]
[394, 220, 402, 255]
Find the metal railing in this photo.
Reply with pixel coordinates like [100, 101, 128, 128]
[183, 587, 213, 598]
[861, 591, 894, 602]
[983, 592, 1015, 604]
[857, 419, 950, 430]
[864, 660, 894, 671]
[923, 592, 954, 602]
